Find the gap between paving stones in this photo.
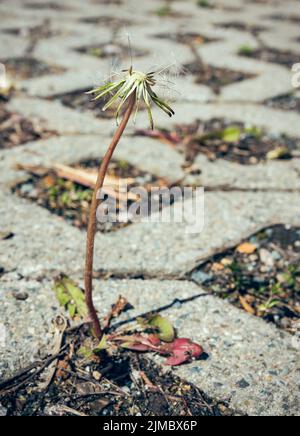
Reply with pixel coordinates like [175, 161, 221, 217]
[0, 278, 299, 416]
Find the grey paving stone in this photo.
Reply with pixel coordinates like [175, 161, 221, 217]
[185, 155, 300, 191]
[6, 96, 110, 135]
[143, 102, 300, 138]
[0, 33, 28, 58]
[1, 189, 300, 279]
[0, 134, 185, 187]
[220, 67, 293, 103]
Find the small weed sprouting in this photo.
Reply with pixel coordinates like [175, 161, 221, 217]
[239, 45, 255, 57]
[197, 0, 212, 8]
[156, 6, 172, 17]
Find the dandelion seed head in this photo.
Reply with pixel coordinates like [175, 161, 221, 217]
[87, 64, 175, 129]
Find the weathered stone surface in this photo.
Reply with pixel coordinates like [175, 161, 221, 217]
[1, 189, 300, 279]
[185, 155, 300, 191]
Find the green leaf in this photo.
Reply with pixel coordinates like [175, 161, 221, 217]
[53, 275, 88, 319]
[239, 45, 255, 56]
[93, 335, 108, 353]
[258, 299, 281, 312]
[221, 127, 242, 143]
[55, 285, 71, 307]
[68, 303, 76, 318]
[197, 0, 210, 7]
[148, 315, 175, 342]
[89, 47, 103, 58]
[78, 346, 93, 359]
[155, 6, 171, 16]
[266, 146, 291, 160]
[244, 126, 262, 138]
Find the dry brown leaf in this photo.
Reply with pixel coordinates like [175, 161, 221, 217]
[37, 315, 67, 391]
[211, 262, 224, 272]
[236, 242, 257, 255]
[56, 358, 70, 380]
[42, 174, 56, 188]
[239, 296, 256, 315]
[16, 162, 138, 201]
[221, 258, 233, 266]
[15, 163, 48, 176]
[140, 370, 156, 389]
[103, 295, 132, 329]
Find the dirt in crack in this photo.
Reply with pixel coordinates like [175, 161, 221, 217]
[2, 20, 59, 39]
[2, 57, 65, 80]
[267, 14, 300, 24]
[13, 159, 172, 233]
[264, 93, 300, 114]
[1, 327, 235, 416]
[182, 61, 254, 94]
[191, 225, 300, 334]
[239, 46, 299, 68]
[0, 106, 56, 149]
[154, 32, 219, 46]
[79, 16, 133, 27]
[75, 43, 148, 61]
[135, 118, 299, 165]
[216, 21, 268, 33]
[24, 2, 70, 11]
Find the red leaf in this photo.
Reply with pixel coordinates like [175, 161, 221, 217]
[124, 343, 152, 352]
[117, 334, 163, 353]
[164, 338, 204, 366]
[147, 334, 161, 346]
[112, 333, 204, 366]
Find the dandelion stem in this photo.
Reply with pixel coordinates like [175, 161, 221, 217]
[84, 92, 136, 339]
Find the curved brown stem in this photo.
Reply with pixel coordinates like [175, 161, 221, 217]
[84, 93, 136, 339]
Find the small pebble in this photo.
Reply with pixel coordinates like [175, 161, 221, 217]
[13, 291, 29, 301]
[276, 273, 286, 284]
[271, 251, 281, 261]
[191, 270, 213, 285]
[20, 183, 34, 196]
[237, 378, 250, 389]
[0, 404, 7, 417]
[260, 265, 272, 273]
[92, 371, 101, 381]
[259, 249, 274, 267]
[122, 386, 130, 394]
[253, 277, 265, 284]
[221, 258, 233, 266]
[173, 300, 182, 309]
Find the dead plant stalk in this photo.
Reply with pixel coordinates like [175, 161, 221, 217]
[84, 92, 136, 339]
